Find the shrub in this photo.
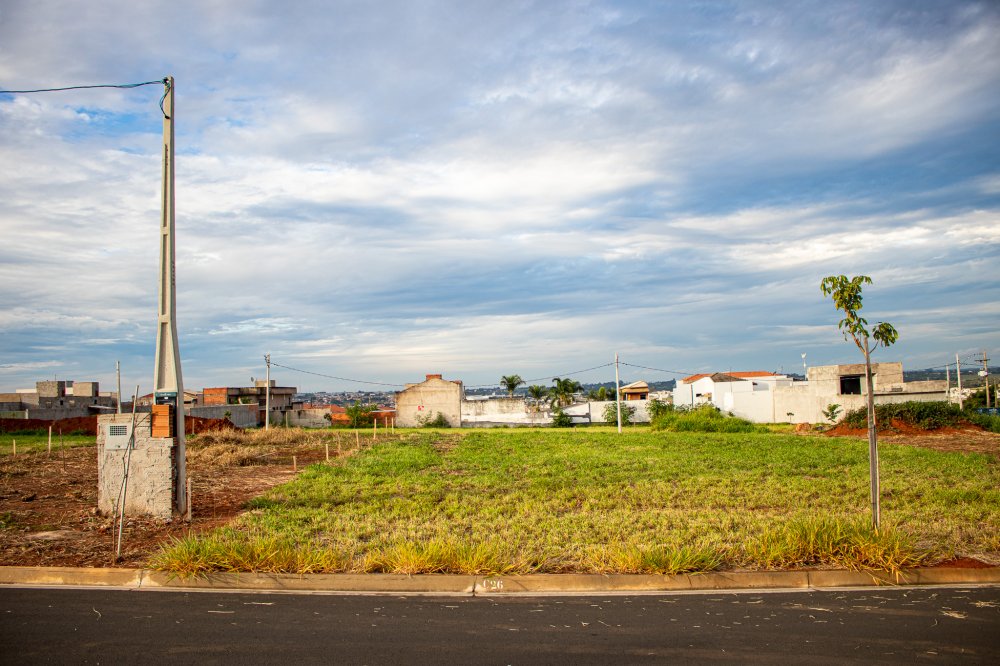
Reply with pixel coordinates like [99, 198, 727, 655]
[417, 412, 451, 428]
[967, 411, 1000, 433]
[645, 397, 672, 421]
[602, 401, 636, 426]
[651, 404, 762, 433]
[821, 403, 842, 423]
[842, 401, 965, 431]
[550, 406, 572, 427]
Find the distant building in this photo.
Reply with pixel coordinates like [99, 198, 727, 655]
[0, 380, 118, 420]
[201, 380, 298, 426]
[619, 380, 650, 401]
[673, 363, 948, 423]
[395, 374, 464, 427]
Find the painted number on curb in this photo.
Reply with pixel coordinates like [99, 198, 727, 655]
[483, 578, 504, 591]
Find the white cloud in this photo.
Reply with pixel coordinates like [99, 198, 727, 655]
[1, 1, 998, 391]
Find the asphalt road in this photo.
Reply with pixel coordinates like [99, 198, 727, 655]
[2, 586, 998, 664]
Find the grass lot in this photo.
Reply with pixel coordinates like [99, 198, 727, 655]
[153, 427, 1000, 575]
[1, 431, 94, 456]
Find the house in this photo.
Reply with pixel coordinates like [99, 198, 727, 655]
[395, 374, 464, 427]
[137, 390, 201, 408]
[675, 362, 949, 423]
[620, 380, 650, 401]
[201, 380, 298, 426]
[673, 371, 790, 410]
[771, 362, 947, 424]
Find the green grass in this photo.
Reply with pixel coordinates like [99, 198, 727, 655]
[0, 432, 94, 456]
[152, 428, 1000, 575]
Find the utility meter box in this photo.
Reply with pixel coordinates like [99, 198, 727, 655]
[104, 421, 134, 450]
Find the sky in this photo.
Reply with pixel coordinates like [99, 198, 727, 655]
[0, 0, 998, 395]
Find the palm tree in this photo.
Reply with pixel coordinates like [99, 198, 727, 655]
[500, 374, 525, 397]
[527, 385, 548, 402]
[549, 377, 582, 407]
[586, 386, 610, 401]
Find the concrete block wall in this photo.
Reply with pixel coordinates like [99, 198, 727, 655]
[36, 381, 66, 398]
[97, 413, 175, 520]
[396, 376, 463, 427]
[285, 408, 333, 428]
[188, 404, 258, 428]
[72, 382, 99, 397]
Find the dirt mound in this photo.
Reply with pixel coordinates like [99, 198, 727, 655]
[823, 418, 983, 438]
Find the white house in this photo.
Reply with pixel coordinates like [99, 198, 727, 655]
[673, 371, 791, 412]
[674, 363, 948, 424]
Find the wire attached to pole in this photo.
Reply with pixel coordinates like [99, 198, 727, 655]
[0, 78, 171, 118]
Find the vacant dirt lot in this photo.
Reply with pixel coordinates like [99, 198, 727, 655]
[0, 438, 334, 568]
[1, 427, 997, 569]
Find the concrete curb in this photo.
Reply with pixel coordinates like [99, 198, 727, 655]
[1, 566, 997, 595]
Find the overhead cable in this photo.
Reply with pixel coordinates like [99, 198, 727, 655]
[620, 362, 694, 376]
[0, 79, 166, 94]
[465, 362, 616, 388]
[268, 361, 403, 388]
[1, 78, 171, 118]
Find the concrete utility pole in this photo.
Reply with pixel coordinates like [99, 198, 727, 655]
[151, 75, 186, 516]
[979, 350, 991, 409]
[956, 354, 963, 410]
[264, 353, 271, 430]
[614, 353, 622, 434]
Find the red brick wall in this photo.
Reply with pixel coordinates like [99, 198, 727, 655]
[203, 387, 229, 406]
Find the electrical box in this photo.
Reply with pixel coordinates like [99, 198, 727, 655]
[151, 404, 175, 438]
[104, 422, 134, 450]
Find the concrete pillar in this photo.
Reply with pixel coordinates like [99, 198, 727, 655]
[96, 413, 176, 520]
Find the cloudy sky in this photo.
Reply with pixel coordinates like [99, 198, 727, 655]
[1, 1, 998, 395]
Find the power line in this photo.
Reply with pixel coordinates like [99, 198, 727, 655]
[0, 78, 171, 118]
[268, 361, 403, 388]
[466, 362, 616, 388]
[620, 362, 694, 377]
[0, 79, 166, 94]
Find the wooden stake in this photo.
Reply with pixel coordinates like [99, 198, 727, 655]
[185, 477, 192, 522]
[355, 430, 360, 449]
[11, 439, 15, 457]
[48, 425, 52, 457]
[292, 455, 297, 472]
[325, 440, 329, 462]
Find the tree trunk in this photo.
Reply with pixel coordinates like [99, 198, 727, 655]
[864, 341, 880, 530]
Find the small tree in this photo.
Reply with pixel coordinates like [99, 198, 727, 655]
[500, 374, 525, 397]
[344, 401, 376, 428]
[821, 403, 842, 424]
[821, 274, 899, 529]
[646, 397, 670, 421]
[550, 406, 572, 427]
[603, 401, 635, 426]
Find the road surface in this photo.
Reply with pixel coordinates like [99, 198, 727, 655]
[2, 585, 998, 664]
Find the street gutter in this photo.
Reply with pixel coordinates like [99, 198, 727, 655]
[2, 566, 999, 596]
